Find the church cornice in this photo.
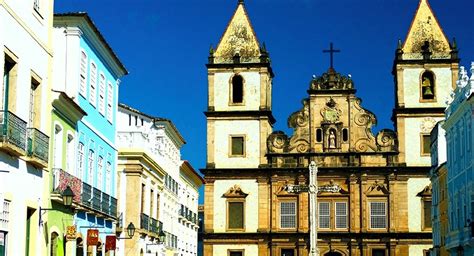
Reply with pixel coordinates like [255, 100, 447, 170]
[206, 62, 274, 77]
[204, 110, 276, 125]
[392, 107, 445, 116]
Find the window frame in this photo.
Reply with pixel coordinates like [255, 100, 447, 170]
[98, 73, 106, 115]
[420, 133, 431, 156]
[279, 200, 297, 230]
[106, 82, 114, 122]
[79, 50, 88, 97]
[369, 201, 388, 230]
[228, 249, 244, 256]
[419, 70, 436, 102]
[229, 135, 246, 157]
[87, 149, 95, 185]
[89, 61, 97, 107]
[77, 142, 85, 179]
[318, 199, 349, 230]
[226, 199, 245, 231]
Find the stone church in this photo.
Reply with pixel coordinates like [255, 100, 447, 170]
[202, 0, 458, 255]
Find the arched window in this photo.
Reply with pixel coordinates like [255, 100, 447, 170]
[231, 75, 243, 104]
[316, 129, 322, 142]
[342, 128, 348, 142]
[421, 71, 435, 100]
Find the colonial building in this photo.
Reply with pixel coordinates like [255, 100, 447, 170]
[0, 0, 52, 255]
[202, 0, 458, 255]
[430, 121, 449, 256]
[52, 13, 128, 255]
[178, 161, 204, 256]
[443, 63, 474, 256]
[117, 104, 202, 256]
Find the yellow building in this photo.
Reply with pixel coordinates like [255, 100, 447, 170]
[202, 0, 457, 255]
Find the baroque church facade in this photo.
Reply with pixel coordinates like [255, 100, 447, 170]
[202, 0, 458, 255]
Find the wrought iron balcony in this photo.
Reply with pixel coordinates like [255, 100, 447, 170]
[141, 213, 150, 230]
[26, 127, 49, 167]
[0, 110, 27, 156]
[110, 197, 117, 217]
[150, 217, 158, 234]
[82, 182, 92, 208]
[101, 192, 110, 215]
[52, 168, 82, 203]
[92, 188, 101, 211]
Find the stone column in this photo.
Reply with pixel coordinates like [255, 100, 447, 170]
[204, 179, 215, 233]
[257, 177, 270, 232]
[349, 174, 360, 232]
[65, 238, 76, 256]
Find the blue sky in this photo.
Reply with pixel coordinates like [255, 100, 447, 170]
[55, 0, 474, 184]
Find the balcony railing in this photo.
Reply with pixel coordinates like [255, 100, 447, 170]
[92, 188, 101, 211]
[150, 217, 158, 234]
[141, 213, 150, 230]
[27, 127, 49, 163]
[0, 110, 27, 154]
[52, 168, 82, 203]
[110, 197, 117, 217]
[82, 182, 92, 208]
[101, 193, 110, 215]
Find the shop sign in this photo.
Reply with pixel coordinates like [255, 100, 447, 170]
[65, 226, 76, 240]
[105, 236, 116, 251]
[87, 229, 99, 246]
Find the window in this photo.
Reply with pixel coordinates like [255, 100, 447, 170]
[28, 78, 39, 126]
[98, 74, 105, 115]
[227, 201, 244, 230]
[97, 156, 103, 190]
[89, 62, 97, 106]
[423, 250, 430, 256]
[281, 249, 294, 256]
[421, 134, 431, 155]
[79, 51, 87, 96]
[230, 136, 245, 156]
[150, 189, 154, 216]
[106, 161, 111, 194]
[423, 200, 432, 229]
[88, 150, 94, 185]
[342, 128, 349, 142]
[0, 200, 10, 230]
[141, 184, 145, 213]
[372, 249, 385, 256]
[369, 202, 387, 229]
[280, 201, 297, 229]
[316, 128, 322, 142]
[66, 134, 74, 172]
[106, 83, 113, 122]
[421, 71, 435, 100]
[228, 250, 244, 256]
[3, 52, 17, 111]
[231, 75, 243, 104]
[335, 202, 348, 229]
[77, 143, 84, 179]
[319, 202, 330, 229]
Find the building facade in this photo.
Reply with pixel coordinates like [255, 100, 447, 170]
[0, 0, 53, 255]
[202, 0, 457, 255]
[52, 13, 127, 256]
[117, 104, 201, 256]
[178, 161, 203, 256]
[430, 121, 449, 256]
[443, 63, 474, 255]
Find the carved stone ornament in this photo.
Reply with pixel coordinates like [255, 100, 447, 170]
[318, 180, 348, 194]
[420, 117, 437, 133]
[222, 185, 248, 198]
[267, 131, 288, 153]
[321, 98, 342, 123]
[310, 68, 354, 90]
[365, 180, 390, 195]
[417, 184, 432, 197]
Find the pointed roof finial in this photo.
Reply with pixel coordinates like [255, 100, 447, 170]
[451, 37, 457, 50]
[238, 0, 244, 4]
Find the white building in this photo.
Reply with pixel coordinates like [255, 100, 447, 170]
[117, 104, 201, 256]
[444, 63, 474, 255]
[0, 1, 53, 255]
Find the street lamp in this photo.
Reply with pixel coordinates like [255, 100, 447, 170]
[158, 230, 166, 244]
[117, 222, 136, 240]
[39, 186, 75, 224]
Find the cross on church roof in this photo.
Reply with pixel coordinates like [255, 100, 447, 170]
[323, 42, 340, 69]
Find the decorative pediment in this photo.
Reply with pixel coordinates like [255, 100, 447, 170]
[274, 182, 293, 196]
[222, 185, 248, 198]
[365, 180, 390, 196]
[318, 180, 349, 195]
[417, 184, 432, 197]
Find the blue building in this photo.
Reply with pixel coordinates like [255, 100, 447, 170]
[444, 63, 474, 256]
[53, 13, 128, 255]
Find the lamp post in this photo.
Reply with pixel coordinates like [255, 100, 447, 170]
[39, 186, 75, 224]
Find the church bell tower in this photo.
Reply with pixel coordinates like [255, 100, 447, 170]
[205, 0, 274, 169]
[393, 0, 459, 166]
